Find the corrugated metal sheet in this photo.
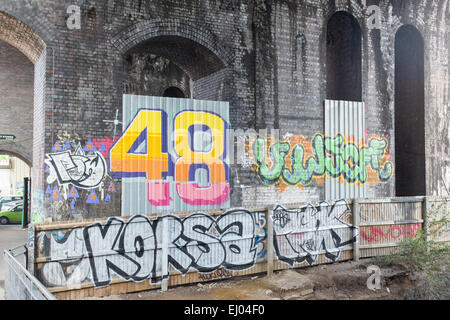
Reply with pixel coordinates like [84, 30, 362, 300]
[358, 198, 424, 258]
[271, 200, 355, 267]
[117, 95, 230, 216]
[324, 100, 366, 200]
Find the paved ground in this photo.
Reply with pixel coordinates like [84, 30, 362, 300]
[0, 224, 28, 300]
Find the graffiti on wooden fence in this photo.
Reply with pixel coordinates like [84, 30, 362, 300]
[360, 224, 421, 243]
[271, 200, 357, 266]
[37, 209, 265, 288]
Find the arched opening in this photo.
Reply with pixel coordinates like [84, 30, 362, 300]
[0, 150, 32, 168]
[124, 53, 192, 98]
[0, 40, 34, 164]
[0, 10, 46, 222]
[0, 153, 31, 196]
[123, 35, 227, 101]
[163, 86, 185, 98]
[0, 11, 45, 166]
[395, 25, 425, 196]
[326, 11, 362, 101]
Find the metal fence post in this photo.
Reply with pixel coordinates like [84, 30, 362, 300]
[161, 216, 169, 292]
[266, 207, 274, 277]
[353, 199, 360, 262]
[21, 177, 30, 228]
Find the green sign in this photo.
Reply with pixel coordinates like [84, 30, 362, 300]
[0, 134, 16, 141]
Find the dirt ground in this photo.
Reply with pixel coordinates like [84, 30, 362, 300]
[90, 259, 428, 300]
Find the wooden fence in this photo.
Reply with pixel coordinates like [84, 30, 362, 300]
[29, 196, 449, 299]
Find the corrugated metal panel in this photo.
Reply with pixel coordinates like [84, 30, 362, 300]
[325, 100, 366, 200]
[271, 200, 355, 268]
[118, 95, 230, 216]
[358, 199, 424, 258]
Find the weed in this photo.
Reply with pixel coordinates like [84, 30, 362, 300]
[375, 200, 449, 299]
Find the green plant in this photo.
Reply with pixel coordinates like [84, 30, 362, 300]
[375, 201, 450, 299]
[253, 0, 268, 29]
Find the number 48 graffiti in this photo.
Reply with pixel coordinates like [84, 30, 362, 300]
[109, 109, 230, 207]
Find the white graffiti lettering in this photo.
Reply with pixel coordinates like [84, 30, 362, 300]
[45, 144, 107, 189]
[272, 200, 357, 266]
[39, 209, 260, 288]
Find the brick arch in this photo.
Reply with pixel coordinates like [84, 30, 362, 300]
[0, 149, 32, 167]
[160, 81, 190, 98]
[321, 0, 366, 26]
[111, 18, 233, 78]
[379, 1, 433, 47]
[0, 9, 48, 218]
[0, 10, 47, 166]
[318, 4, 368, 105]
[325, 10, 363, 101]
[0, 10, 45, 63]
[394, 24, 426, 197]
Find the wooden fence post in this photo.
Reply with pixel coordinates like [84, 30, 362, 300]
[266, 207, 274, 277]
[423, 196, 430, 245]
[353, 199, 360, 262]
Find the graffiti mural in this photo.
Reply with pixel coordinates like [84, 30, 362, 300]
[360, 224, 421, 243]
[111, 97, 231, 215]
[45, 143, 107, 189]
[37, 209, 265, 288]
[272, 200, 357, 266]
[45, 138, 118, 215]
[250, 133, 393, 191]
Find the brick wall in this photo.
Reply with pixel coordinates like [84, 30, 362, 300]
[0, 0, 447, 221]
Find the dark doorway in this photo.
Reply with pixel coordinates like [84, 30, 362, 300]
[326, 11, 362, 101]
[163, 86, 185, 98]
[395, 25, 426, 196]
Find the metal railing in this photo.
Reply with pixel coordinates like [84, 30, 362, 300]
[3, 247, 56, 300]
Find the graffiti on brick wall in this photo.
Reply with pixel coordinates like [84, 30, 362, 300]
[111, 103, 230, 215]
[250, 133, 393, 191]
[37, 209, 265, 288]
[45, 139, 118, 214]
[272, 200, 357, 266]
[360, 224, 421, 243]
[46, 143, 107, 189]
